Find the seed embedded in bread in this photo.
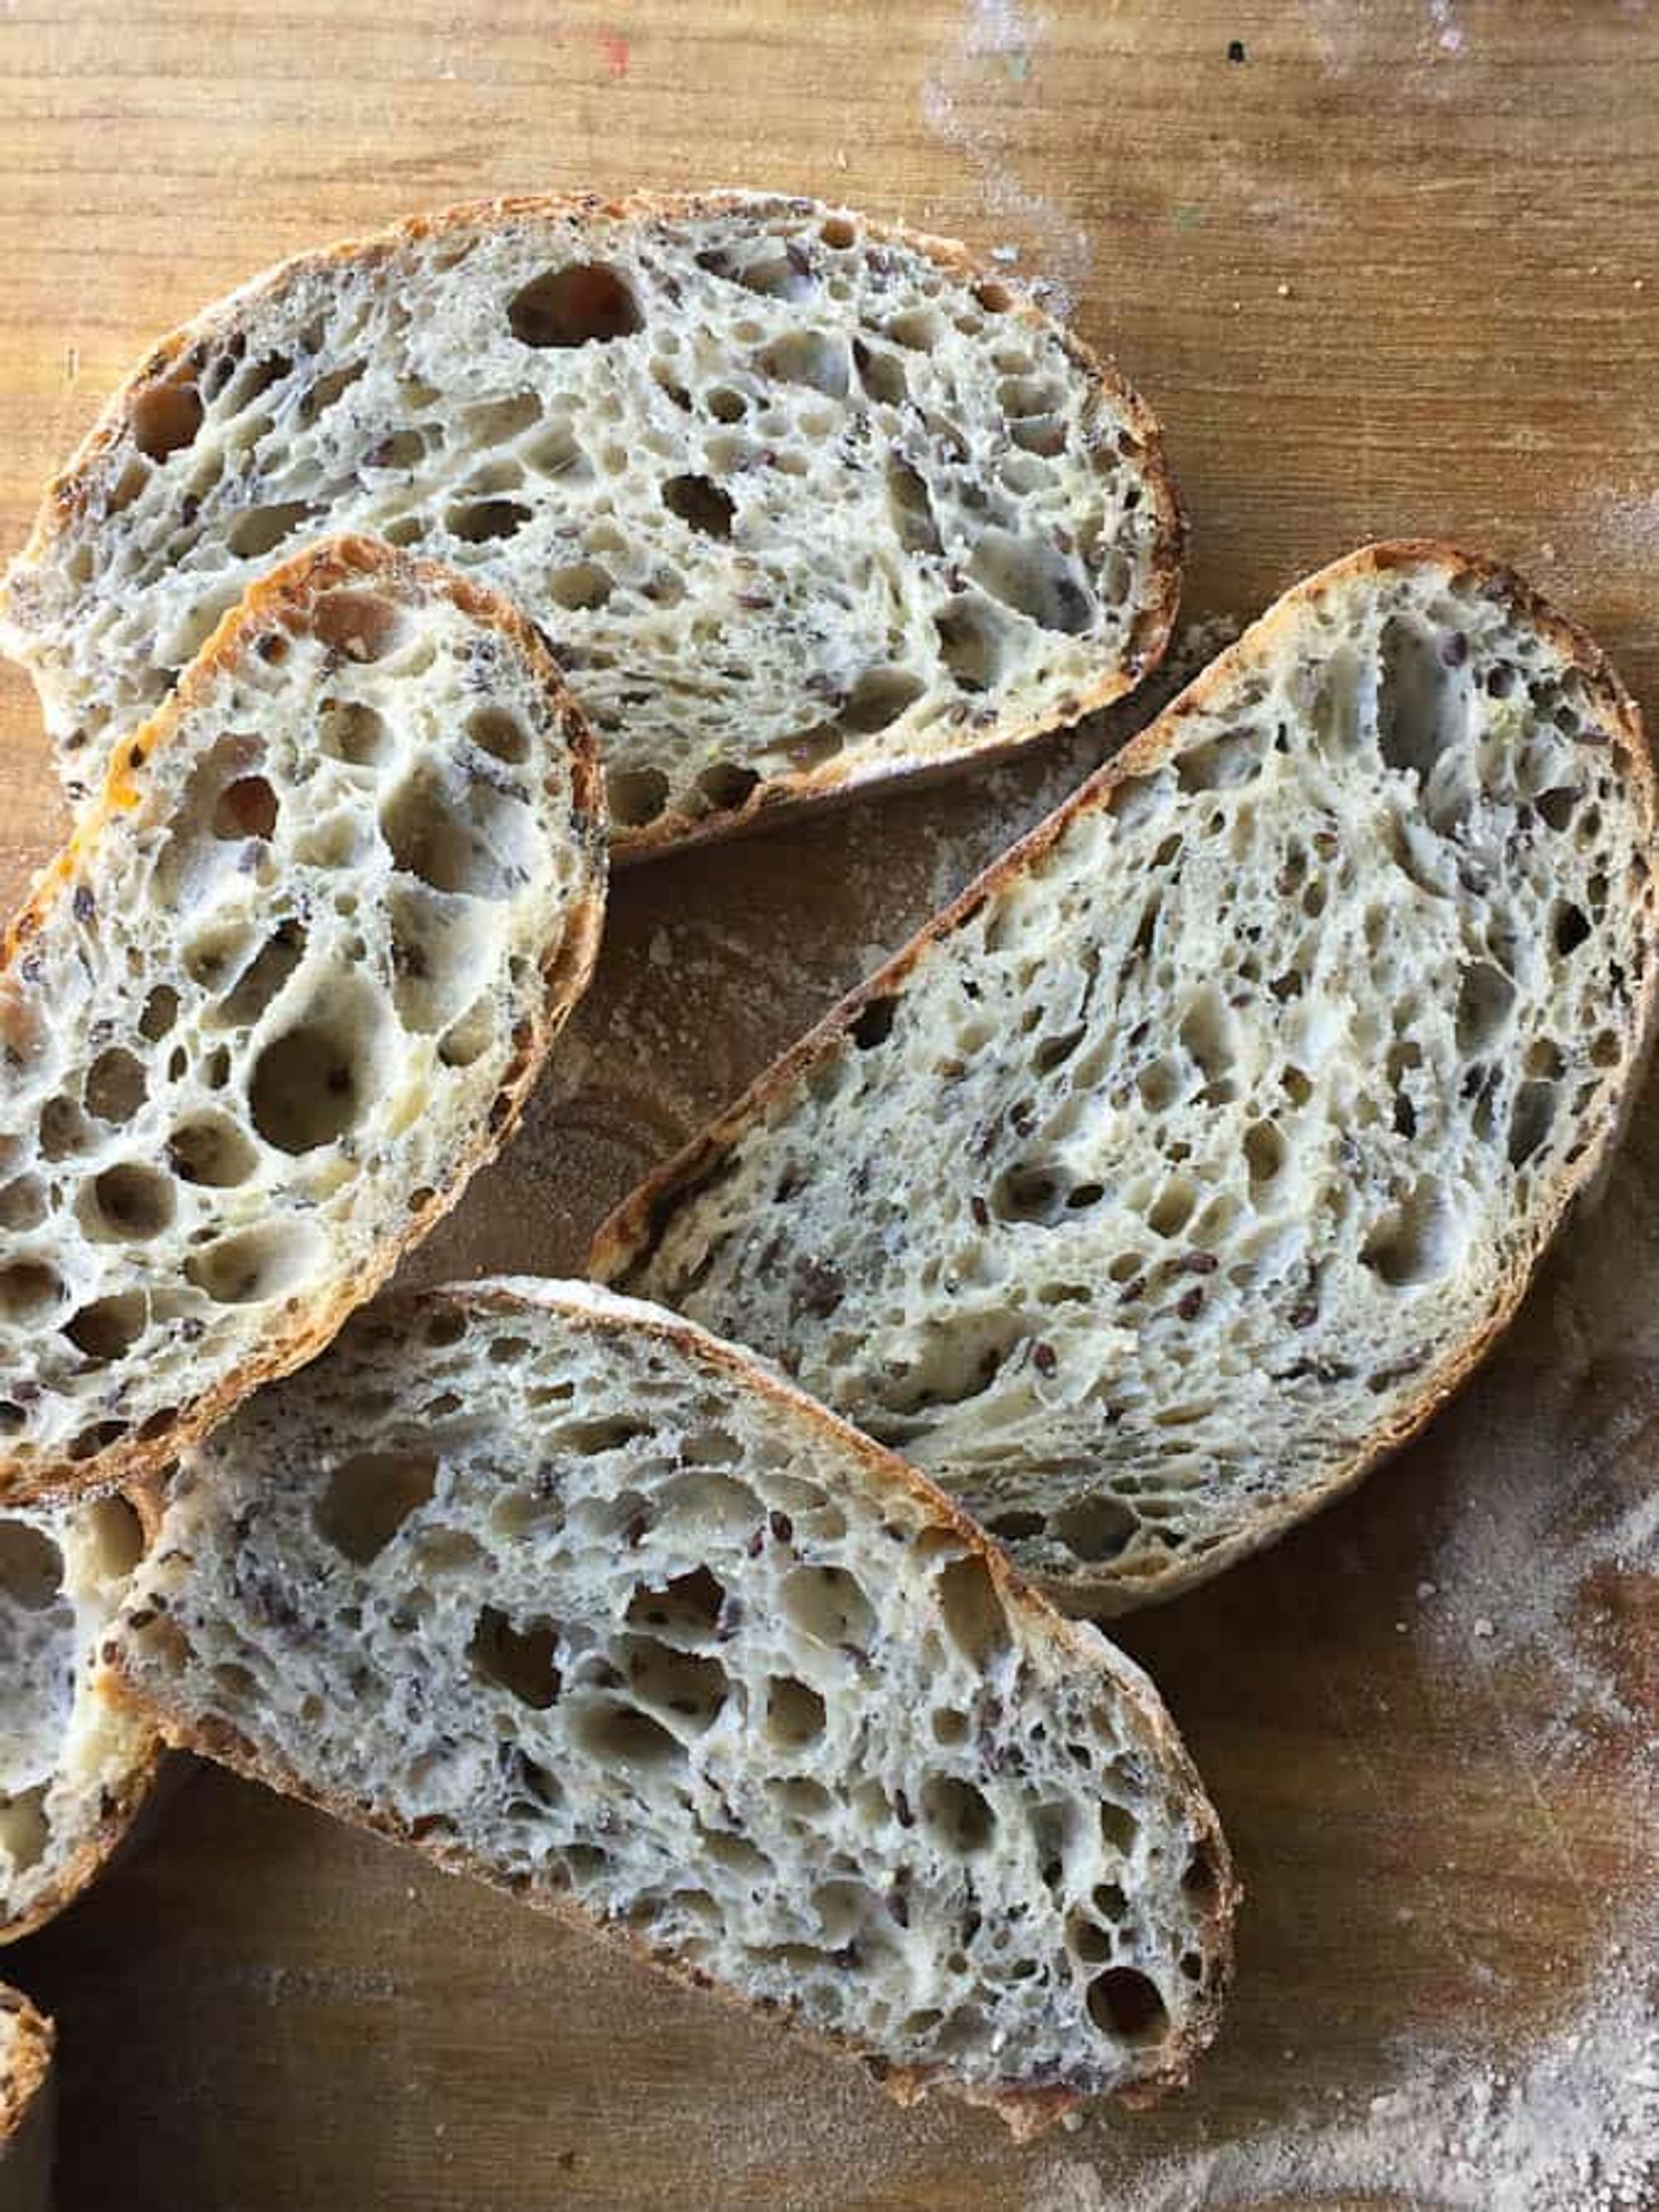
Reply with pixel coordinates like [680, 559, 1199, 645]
[594, 542, 1659, 1612]
[0, 191, 1180, 854]
[103, 1278, 1235, 2137]
[0, 535, 605, 1504]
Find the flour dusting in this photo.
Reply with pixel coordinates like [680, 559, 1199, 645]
[921, 1, 1091, 319]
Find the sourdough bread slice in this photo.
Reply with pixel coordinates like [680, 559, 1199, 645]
[0, 191, 1179, 855]
[103, 1278, 1235, 2136]
[0, 1490, 158, 1940]
[595, 543, 1659, 1612]
[0, 1984, 53, 2210]
[0, 536, 605, 1504]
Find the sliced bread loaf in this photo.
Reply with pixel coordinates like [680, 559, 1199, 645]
[102, 1278, 1235, 2136]
[0, 192, 1179, 854]
[0, 536, 605, 1504]
[0, 1490, 158, 1940]
[595, 543, 1659, 1611]
[0, 1985, 53, 2209]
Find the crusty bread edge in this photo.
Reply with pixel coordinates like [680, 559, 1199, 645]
[98, 1274, 1237, 2139]
[0, 1983, 53, 2156]
[0, 535, 608, 1509]
[0, 1478, 167, 1944]
[0, 188, 1183, 858]
[591, 539, 1659, 1615]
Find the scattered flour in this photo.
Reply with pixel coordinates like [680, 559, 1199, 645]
[920, 1, 1091, 319]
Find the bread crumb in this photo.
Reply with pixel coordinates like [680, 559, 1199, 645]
[1473, 1616, 1495, 1638]
[1416, 1579, 1438, 1599]
[1277, 280, 1292, 298]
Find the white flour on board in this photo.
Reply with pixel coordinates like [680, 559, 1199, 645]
[921, 0, 1090, 319]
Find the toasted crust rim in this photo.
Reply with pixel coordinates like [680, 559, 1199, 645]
[591, 540, 1659, 1612]
[1, 188, 1182, 858]
[100, 1274, 1237, 2137]
[0, 535, 607, 1507]
[0, 1983, 53, 2145]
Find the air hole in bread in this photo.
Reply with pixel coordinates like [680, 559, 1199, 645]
[820, 215, 857, 248]
[39, 1096, 94, 1160]
[1374, 615, 1458, 782]
[0, 1262, 61, 1323]
[185, 1218, 328, 1305]
[987, 1507, 1046, 1542]
[777, 1563, 875, 1653]
[1243, 1119, 1286, 1197]
[625, 1564, 725, 1645]
[922, 1774, 995, 1855]
[64, 1291, 147, 1362]
[85, 1494, 145, 1578]
[990, 1163, 1065, 1224]
[226, 503, 321, 561]
[1176, 730, 1265, 793]
[855, 343, 910, 407]
[567, 1696, 685, 1773]
[839, 667, 924, 735]
[1068, 1913, 1113, 1964]
[1360, 1179, 1461, 1288]
[606, 766, 670, 829]
[469, 1604, 562, 1708]
[935, 597, 1014, 693]
[545, 562, 614, 613]
[212, 775, 279, 841]
[1087, 1966, 1168, 2044]
[508, 264, 643, 348]
[445, 498, 533, 546]
[621, 1635, 729, 1730]
[1508, 1082, 1556, 1168]
[316, 1448, 438, 1566]
[0, 1787, 50, 1872]
[313, 590, 408, 664]
[437, 997, 496, 1070]
[0, 1178, 46, 1233]
[221, 921, 307, 1027]
[766, 1674, 827, 1748]
[139, 984, 182, 1043]
[168, 1112, 258, 1187]
[382, 769, 528, 898]
[315, 696, 392, 772]
[1455, 960, 1515, 1056]
[935, 1553, 1010, 1670]
[968, 529, 1095, 637]
[0, 1520, 62, 1611]
[706, 386, 748, 423]
[1182, 1843, 1221, 1901]
[852, 995, 898, 1050]
[1552, 900, 1591, 956]
[250, 1015, 372, 1153]
[662, 474, 736, 541]
[757, 330, 850, 399]
[888, 306, 944, 352]
[697, 761, 760, 813]
[884, 459, 939, 554]
[84, 1047, 148, 1125]
[82, 1161, 175, 1242]
[467, 707, 530, 765]
[130, 377, 203, 462]
[1053, 1492, 1137, 1563]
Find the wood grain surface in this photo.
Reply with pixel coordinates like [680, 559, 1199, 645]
[2, 3, 1659, 2206]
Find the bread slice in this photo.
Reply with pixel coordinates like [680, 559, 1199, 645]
[0, 1984, 53, 2209]
[0, 1489, 158, 1940]
[0, 535, 605, 1504]
[102, 1278, 1235, 2137]
[0, 191, 1180, 856]
[595, 543, 1659, 1612]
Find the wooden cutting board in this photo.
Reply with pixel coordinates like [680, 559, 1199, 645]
[3, 3, 1658, 2205]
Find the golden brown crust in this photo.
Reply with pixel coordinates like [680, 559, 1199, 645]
[0, 536, 606, 1509]
[7, 189, 1181, 858]
[592, 541, 1659, 1614]
[101, 1276, 1237, 2134]
[0, 1983, 52, 2145]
